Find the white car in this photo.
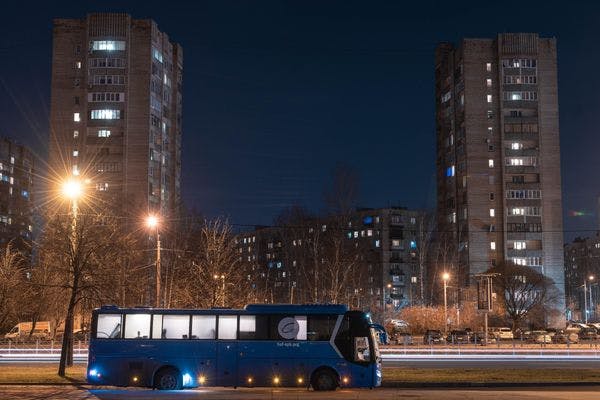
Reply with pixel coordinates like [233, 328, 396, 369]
[492, 327, 514, 340]
[527, 330, 552, 344]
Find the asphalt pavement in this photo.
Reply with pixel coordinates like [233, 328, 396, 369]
[1, 385, 600, 400]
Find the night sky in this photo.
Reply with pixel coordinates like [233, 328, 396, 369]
[0, 0, 599, 240]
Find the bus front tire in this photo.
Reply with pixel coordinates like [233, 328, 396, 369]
[154, 367, 182, 390]
[311, 368, 338, 391]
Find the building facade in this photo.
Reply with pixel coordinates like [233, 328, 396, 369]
[0, 138, 34, 253]
[49, 13, 183, 216]
[435, 33, 565, 314]
[236, 207, 422, 319]
[564, 236, 600, 322]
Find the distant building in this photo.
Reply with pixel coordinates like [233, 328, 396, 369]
[235, 207, 423, 319]
[48, 13, 183, 217]
[564, 236, 600, 322]
[435, 33, 565, 316]
[0, 138, 34, 253]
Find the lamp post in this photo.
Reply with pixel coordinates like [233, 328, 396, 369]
[442, 272, 450, 335]
[590, 276, 595, 321]
[146, 215, 161, 308]
[382, 283, 392, 324]
[214, 274, 226, 306]
[584, 275, 595, 323]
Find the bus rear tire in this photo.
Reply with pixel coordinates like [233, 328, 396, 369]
[154, 367, 181, 390]
[311, 368, 338, 391]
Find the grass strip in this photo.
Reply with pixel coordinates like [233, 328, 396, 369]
[0, 364, 86, 384]
[383, 368, 600, 383]
[0, 365, 599, 386]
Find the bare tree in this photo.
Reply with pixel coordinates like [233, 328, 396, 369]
[179, 218, 252, 308]
[37, 211, 133, 376]
[488, 261, 560, 330]
[414, 212, 434, 304]
[0, 244, 26, 333]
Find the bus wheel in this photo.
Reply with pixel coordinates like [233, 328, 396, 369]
[154, 367, 181, 390]
[311, 368, 338, 391]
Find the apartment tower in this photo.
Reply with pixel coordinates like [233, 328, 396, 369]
[435, 33, 565, 314]
[49, 13, 182, 217]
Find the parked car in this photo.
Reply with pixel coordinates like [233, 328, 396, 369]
[470, 331, 496, 344]
[526, 330, 552, 344]
[492, 327, 514, 340]
[552, 329, 579, 344]
[446, 330, 470, 344]
[392, 331, 413, 345]
[423, 329, 445, 344]
[579, 327, 598, 340]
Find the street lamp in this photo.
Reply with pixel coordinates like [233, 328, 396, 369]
[382, 283, 392, 324]
[442, 272, 450, 335]
[146, 214, 161, 308]
[584, 275, 595, 323]
[214, 274, 226, 307]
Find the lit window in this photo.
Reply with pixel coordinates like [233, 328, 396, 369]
[446, 165, 455, 177]
[73, 150, 79, 157]
[91, 40, 126, 51]
[487, 95, 492, 103]
[73, 130, 79, 138]
[486, 79, 492, 87]
[511, 142, 522, 150]
[488, 159, 494, 168]
[73, 113, 80, 122]
[98, 129, 111, 137]
[91, 110, 120, 120]
[375, 240, 380, 248]
[486, 63, 492, 72]
[488, 127, 493, 134]
[75, 61, 82, 69]
[490, 241, 496, 250]
[514, 241, 526, 250]
[490, 208, 495, 217]
[9, 177, 13, 185]
[72, 165, 79, 176]
[10, 157, 14, 164]
[392, 239, 401, 248]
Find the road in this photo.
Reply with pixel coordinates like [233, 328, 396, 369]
[2, 385, 600, 400]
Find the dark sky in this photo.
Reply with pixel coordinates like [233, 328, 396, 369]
[0, 0, 599, 240]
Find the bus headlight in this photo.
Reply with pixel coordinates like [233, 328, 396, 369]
[88, 369, 98, 378]
[182, 373, 192, 386]
[198, 375, 206, 385]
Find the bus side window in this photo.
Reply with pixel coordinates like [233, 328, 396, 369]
[96, 314, 122, 339]
[192, 315, 216, 339]
[124, 314, 151, 339]
[152, 315, 163, 339]
[269, 315, 307, 340]
[218, 315, 237, 340]
[307, 315, 335, 341]
[162, 315, 190, 339]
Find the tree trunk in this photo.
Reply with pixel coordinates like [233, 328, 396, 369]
[58, 280, 78, 377]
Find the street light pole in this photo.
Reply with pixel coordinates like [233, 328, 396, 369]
[146, 215, 161, 308]
[383, 283, 392, 324]
[589, 276, 595, 322]
[442, 272, 449, 335]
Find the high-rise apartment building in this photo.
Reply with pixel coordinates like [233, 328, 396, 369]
[0, 138, 34, 253]
[435, 33, 565, 314]
[49, 13, 182, 216]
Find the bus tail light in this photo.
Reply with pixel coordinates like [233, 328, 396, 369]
[342, 376, 350, 385]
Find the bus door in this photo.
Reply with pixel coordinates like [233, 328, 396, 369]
[216, 316, 238, 387]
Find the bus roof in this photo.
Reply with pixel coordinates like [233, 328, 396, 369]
[96, 304, 349, 315]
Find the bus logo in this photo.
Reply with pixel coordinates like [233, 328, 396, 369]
[277, 317, 299, 340]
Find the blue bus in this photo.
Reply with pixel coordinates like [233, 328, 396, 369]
[87, 304, 382, 391]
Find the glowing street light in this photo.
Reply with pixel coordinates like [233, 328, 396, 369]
[62, 179, 82, 200]
[146, 214, 161, 308]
